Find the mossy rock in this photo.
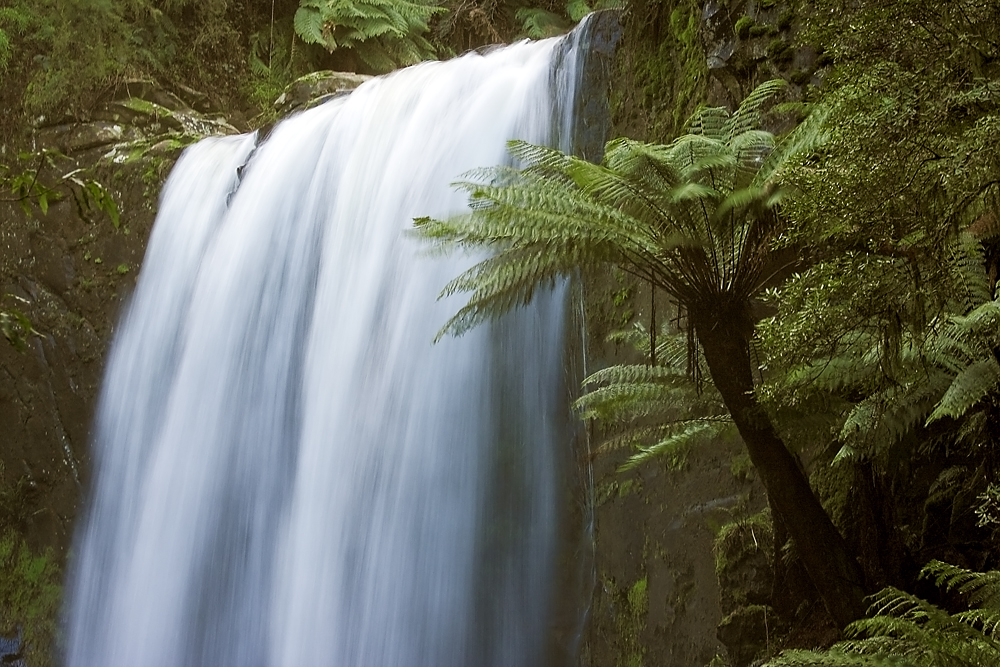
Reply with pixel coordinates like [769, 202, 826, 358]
[273, 71, 373, 115]
[766, 39, 794, 64]
[734, 16, 755, 40]
[0, 530, 61, 667]
[714, 510, 774, 613]
[717, 604, 774, 667]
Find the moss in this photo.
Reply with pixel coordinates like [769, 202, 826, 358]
[714, 511, 773, 578]
[594, 569, 651, 667]
[612, 0, 708, 141]
[0, 531, 61, 667]
[748, 23, 773, 38]
[730, 452, 754, 482]
[766, 39, 794, 64]
[595, 477, 644, 507]
[777, 8, 795, 31]
[735, 16, 755, 40]
[717, 604, 774, 665]
[789, 68, 812, 85]
[619, 576, 649, 667]
[667, 4, 709, 135]
[121, 97, 170, 117]
[714, 509, 774, 613]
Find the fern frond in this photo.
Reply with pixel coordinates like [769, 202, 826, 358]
[840, 371, 949, 448]
[293, 6, 326, 46]
[765, 562, 1000, 666]
[725, 79, 787, 142]
[946, 233, 992, 313]
[923, 561, 1000, 610]
[577, 381, 698, 421]
[753, 103, 830, 188]
[686, 106, 729, 140]
[294, 0, 440, 70]
[764, 648, 915, 666]
[618, 420, 729, 471]
[581, 362, 688, 387]
[925, 358, 1000, 425]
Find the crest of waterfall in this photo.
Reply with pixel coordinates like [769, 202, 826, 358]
[65, 16, 608, 667]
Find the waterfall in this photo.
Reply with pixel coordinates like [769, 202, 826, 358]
[65, 16, 612, 667]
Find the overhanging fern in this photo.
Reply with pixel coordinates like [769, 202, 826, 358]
[294, 0, 443, 72]
[574, 323, 735, 471]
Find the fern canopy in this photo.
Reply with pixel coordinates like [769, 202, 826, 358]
[418, 82, 875, 629]
[294, 0, 443, 71]
[415, 79, 824, 339]
[764, 562, 1000, 667]
[759, 233, 1000, 463]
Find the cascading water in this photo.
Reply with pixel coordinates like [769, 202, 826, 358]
[65, 15, 614, 667]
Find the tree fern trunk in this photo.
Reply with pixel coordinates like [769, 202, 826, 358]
[694, 306, 868, 629]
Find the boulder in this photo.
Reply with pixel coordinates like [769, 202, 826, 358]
[273, 71, 373, 115]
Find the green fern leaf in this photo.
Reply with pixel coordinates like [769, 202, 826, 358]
[293, 6, 327, 46]
[925, 358, 1000, 425]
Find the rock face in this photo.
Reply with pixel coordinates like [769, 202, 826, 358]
[1, 138, 166, 554]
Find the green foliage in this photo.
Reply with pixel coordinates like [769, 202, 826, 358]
[0, 295, 39, 352]
[0, 5, 30, 73]
[734, 15, 755, 40]
[616, 575, 649, 667]
[766, 38, 792, 64]
[515, 7, 571, 39]
[784, 2, 1000, 251]
[0, 530, 61, 667]
[977, 484, 1000, 528]
[764, 562, 1000, 667]
[293, 0, 443, 71]
[759, 230, 1000, 464]
[714, 509, 773, 582]
[415, 80, 820, 336]
[756, 1, 1000, 473]
[576, 323, 735, 470]
[0, 0, 291, 134]
[1, 152, 120, 228]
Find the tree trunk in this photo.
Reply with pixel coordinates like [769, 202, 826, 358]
[694, 307, 869, 629]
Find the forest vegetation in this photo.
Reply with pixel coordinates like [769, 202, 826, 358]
[1, 0, 999, 665]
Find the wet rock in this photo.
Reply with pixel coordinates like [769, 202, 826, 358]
[273, 71, 373, 115]
[0, 631, 25, 667]
[171, 82, 212, 112]
[717, 604, 774, 667]
[34, 77, 240, 158]
[715, 512, 774, 613]
[35, 122, 139, 154]
[565, 8, 622, 162]
[100, 78, 189, 112]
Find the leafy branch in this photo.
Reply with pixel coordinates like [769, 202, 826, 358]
[1, 154, 119, 228]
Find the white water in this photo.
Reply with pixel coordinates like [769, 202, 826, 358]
[66, 24, 592, 667]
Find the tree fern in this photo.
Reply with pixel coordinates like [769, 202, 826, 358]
[416, 82, 875, 627]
